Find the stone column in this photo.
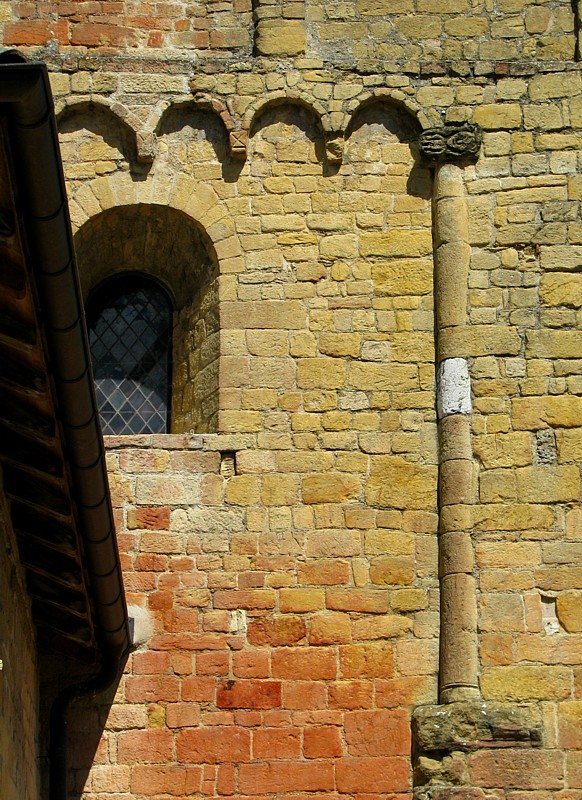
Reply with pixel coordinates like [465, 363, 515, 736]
[419, 125, 482, 703]
[412, 124, 544, 800]
[435, 162, 478, 703]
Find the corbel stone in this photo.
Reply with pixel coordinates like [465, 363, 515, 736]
[229, 129, 248, 160]
[325, 133, 344, 166]
[136, 130, 157, 163]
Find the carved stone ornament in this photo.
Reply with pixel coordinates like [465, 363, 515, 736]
[229, 129, 248, 160]
[325, 134, 344, 166]
[136, 130, 157, 163]
[418, 123, 482, 164]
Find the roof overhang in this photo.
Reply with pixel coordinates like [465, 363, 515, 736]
[0, 57, 130, 664]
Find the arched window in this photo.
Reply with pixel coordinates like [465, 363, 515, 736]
[76, 204, 220, 434]
[86, 275, 173, 435]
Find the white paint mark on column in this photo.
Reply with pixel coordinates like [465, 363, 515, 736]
[437, 357, 472, 419]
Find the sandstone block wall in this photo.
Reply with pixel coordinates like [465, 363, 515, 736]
[2, 1, 582, 798]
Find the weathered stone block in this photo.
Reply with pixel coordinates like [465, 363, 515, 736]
[412, 701, 542, 752]
[469, 749, 563, 790]
[360, 230, 433, 258]
[512, 396, 582, 429]
[481, 666, 572, 701]
[556, 591, 582, 633]
[302, 474, 362, 504]
[366, 457, 437, 510]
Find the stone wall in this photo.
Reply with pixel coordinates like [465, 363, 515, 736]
[49, 58, 582, 800]
[2, 0, 254, 53]
[1, 0, 576, 60]
[309, 0, 576, 63]
[2, 1, 582, 798]
[73, 202, 220, 433]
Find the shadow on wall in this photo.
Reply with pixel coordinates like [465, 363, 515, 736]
[156, 104, 241, 182]
[74, 204, 220, 433]
[345, 102, 429, 199]
[245, 98, 429, 189]
[58, 94, 429, 185]
[37, 652, 124, 800]
[58, 102, 142, 176]
[250, 101, 327, 160]
[67, 684, 119, 800]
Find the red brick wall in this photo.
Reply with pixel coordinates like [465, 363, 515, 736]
[71, 433, 436, 799]
[3, 0, 253, 53]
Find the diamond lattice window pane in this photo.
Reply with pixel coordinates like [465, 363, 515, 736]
[87, 277, 172, 435]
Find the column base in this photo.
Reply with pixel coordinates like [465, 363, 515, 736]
[412, 701, 543, 800]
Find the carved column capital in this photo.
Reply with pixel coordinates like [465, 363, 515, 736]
[418, 123, 482, 164]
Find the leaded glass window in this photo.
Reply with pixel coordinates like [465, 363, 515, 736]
[87, 276, 172, 435]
